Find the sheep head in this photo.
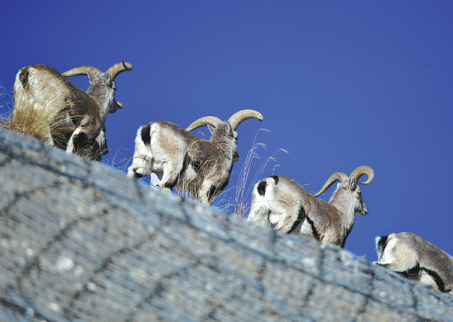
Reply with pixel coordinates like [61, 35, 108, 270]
[314, 166, 374, 216]
[186, 109, 263, 162]
[62, 62, 133, 114]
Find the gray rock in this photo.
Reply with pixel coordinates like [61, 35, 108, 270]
[0, 126, 452, 321]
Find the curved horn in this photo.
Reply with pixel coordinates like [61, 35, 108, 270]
[107, 61, 133, 80]
[349, 166, 374, 185]
[228, 110, 263, 131]
[313, 172, 348, 197]
[62, 66, 102, 78]
[186, 116, 222, 132]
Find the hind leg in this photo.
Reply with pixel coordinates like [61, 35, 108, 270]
[272, 201, 300, 233]
[128, 132, 153, 179]
[418, 270, 439, 290]
[66, 127, 91, 154]
[158, 161, 180, 194]
[247, 193, 271, 227]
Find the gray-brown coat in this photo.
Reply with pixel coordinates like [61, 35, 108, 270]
[127, 110, 263, 205]
[13, 62, 133, 156]
[247, 166, 374, 247]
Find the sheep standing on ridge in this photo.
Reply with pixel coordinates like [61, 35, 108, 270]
[127, 110, 263, 205]
[373, 232, 453, 294]
[13, 62, 133, 157]
[247, 166, 374, 247]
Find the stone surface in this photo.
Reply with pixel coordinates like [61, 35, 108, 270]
[0, 126, 452, 321]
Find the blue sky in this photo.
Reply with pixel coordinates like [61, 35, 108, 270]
[2, 1, 453, 261]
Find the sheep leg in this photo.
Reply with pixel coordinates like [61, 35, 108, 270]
[128, 133, 153, 178]
[43, 126, 55, 146]
[66, 127, 91, 154]
[159, 162, 179, 194]
[198, 180, 220, 205]
[272, 201, 300, 233]
[274, 212, 299, 233]
[247, 202, 271, 227]
[418, 270, 439, 290]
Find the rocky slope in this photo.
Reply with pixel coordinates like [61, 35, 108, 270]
[0, 126, 452, 321]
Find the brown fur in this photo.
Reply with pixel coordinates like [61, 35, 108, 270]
[128, 120, 243, 205]
[248, 170, 371, 248]
[13, 63, 131, 159]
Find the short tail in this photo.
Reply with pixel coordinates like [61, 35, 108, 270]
[19, 66, 30, 89]
[375, 235, 389, 259]
[140, 123, 152, 145]
[257, 181, 267, 196]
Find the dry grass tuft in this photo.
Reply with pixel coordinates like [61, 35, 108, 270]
[215, 129, 288, 219]
[103, 148, 131, 173]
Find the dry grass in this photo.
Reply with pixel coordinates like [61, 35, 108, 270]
[215, 129, 288, 219]
[102, 147, 132, 173]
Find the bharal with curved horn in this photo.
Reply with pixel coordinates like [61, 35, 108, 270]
[247, 166, 375, 247]
[13, 62, 133, 160]
[128, 109, 263, 205]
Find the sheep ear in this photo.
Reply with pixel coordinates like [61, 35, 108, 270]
[87, 71, 95, 84]
[228, 123, 234, 136]
[105, 71, 113, 87]
[349, 176, 357, 191]
[208, 124, 216, 134]
[223, 122, 234, 138]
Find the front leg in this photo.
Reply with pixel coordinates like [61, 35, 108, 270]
[158, 162, 179, 194]
[199, 181, 215, 205]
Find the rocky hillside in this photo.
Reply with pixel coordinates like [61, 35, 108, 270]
[0, 126, 452, 321]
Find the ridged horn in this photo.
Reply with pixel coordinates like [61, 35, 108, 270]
[313, 172, 348, 197]
[228, 110, 263, 131]
[349, 166, 374, 185]
[186, 116, 222, 132]
[62, 66, 102, 79]
[107, 61, 133, 80]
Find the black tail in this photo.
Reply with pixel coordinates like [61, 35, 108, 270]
[140, 123, 152, 145]
[19, 66, 30, 89]
[270, 175, 279, 185]
[257, 181, 267, 196]
[375, 235, 388, 258]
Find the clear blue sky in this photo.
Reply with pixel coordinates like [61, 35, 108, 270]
[2, 1, 453, 261]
